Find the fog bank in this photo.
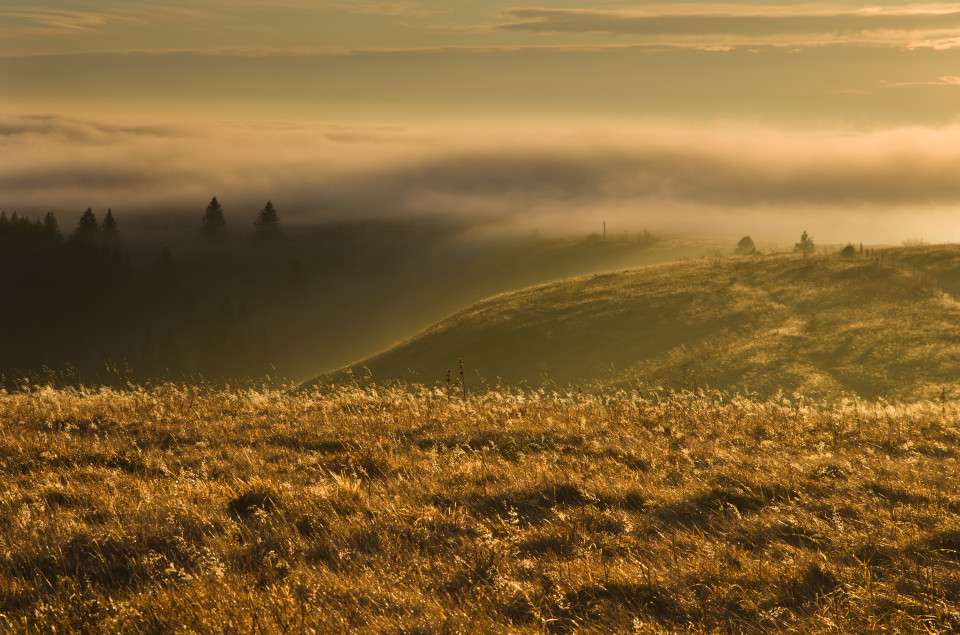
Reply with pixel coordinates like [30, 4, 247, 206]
[4, 114, 960, 243]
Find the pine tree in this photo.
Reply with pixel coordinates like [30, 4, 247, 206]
[43, 211, 60, 239]
[102, 209, 119, 241]
[254, 200, 281, 240]
[72, 208, 99, 245]
[201, 197, 227, 238]
[794, 230, 815, 257]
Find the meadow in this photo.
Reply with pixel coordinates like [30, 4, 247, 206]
[4, 381, 960, 633]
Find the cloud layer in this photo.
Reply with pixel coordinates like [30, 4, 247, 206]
[4, 114, 960, 241]
[495, 5, 960, 48]
[14, 2, 960, 55]
[0, 4, 213, 37]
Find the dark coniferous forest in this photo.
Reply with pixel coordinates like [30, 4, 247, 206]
[1, 205, 287, 386]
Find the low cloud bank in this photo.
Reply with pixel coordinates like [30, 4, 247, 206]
[3, 114, 960, 241]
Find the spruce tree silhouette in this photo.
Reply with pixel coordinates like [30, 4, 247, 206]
[254, 200, 281, 240]
[43, 211, 60, 240]
[102, 209, 119, 242]
[72, 208, 99, 246]
[201, 197, 227, 238]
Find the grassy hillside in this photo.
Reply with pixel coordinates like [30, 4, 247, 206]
[2, 210, 733, 384]
[880, 243, 960, 297]
[320, 252, 960, 400]
[263, 229, 729, 380]
[4, 383, 960, 633]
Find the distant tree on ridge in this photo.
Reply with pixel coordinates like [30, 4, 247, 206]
[794, 231, 815, 257]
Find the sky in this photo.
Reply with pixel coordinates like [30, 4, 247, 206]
[4, 1, 960, 241]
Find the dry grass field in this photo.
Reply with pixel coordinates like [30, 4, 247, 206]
[4, 382, 960, 633]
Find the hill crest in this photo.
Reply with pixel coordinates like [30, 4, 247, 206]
[311, 251, 959, 400]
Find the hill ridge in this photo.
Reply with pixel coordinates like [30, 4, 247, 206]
[310, 250, 960, 400]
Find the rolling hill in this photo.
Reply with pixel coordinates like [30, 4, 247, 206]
[312, 250, 960, 400]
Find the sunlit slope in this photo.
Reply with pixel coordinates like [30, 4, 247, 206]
[318, 254, 960, 399]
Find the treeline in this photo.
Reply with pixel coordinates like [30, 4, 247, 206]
[0, 203, 296, 387]
[201, 197, 283, 240]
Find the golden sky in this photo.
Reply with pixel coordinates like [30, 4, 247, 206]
[4, 1, 960, 240]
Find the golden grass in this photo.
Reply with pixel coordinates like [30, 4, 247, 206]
[3, 382, 960, 632]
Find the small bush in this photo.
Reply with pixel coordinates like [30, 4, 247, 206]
[736, 236, 756, 255]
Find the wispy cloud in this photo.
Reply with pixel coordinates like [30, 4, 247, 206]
[492, 4, 960, 47]
[883, 75, 960, 87]
[906, 36, 960, 49]
[0, 9, 143, 35]
[0, 42, 744, 59]
[334, 1, 437, 16]
[0, 114, 187, 142]
[0, 4, 216, 37]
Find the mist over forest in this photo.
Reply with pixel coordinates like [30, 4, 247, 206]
[3, 199, 705, 387]
[6, 113, 960, 386]
[5, 114, 960, 245]
[8, 111, 957, 386]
